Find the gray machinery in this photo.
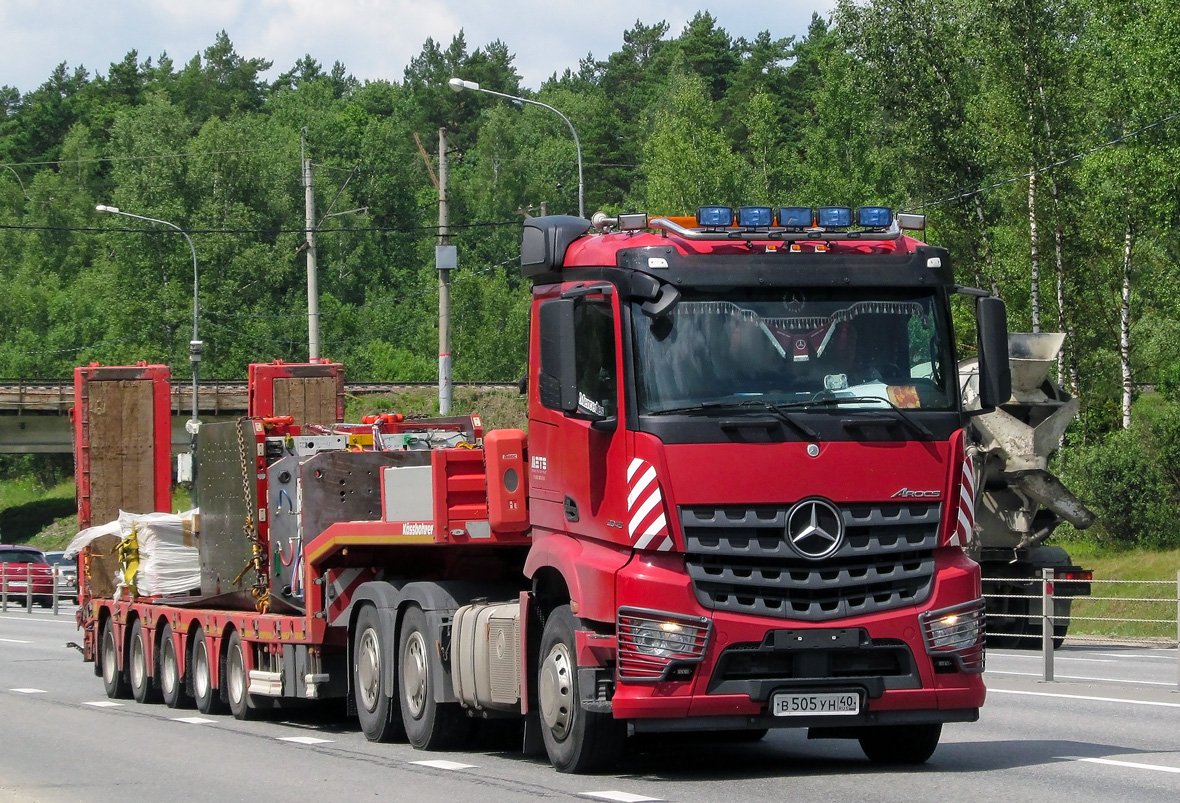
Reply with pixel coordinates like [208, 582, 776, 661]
[961, 333, 1096, 648]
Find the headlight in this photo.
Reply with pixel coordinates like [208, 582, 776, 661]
[919, 599, 986, 672]
[617, 608, 711, 682]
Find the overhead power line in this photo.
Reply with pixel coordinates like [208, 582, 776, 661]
[910, 107, 1180, 211]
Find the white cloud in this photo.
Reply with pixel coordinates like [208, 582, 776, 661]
[0, 0, 834, 93]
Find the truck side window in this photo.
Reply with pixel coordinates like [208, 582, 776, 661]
[574, 302, 616, 418]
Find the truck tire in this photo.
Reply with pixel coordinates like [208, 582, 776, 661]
[224, 630, 271, 720]
[100, 618, 130, 699]
[129, 619, 160, 704]
[354, 605, 406, 742]
[857, 723, 941, 764]
[538, 605, 625, 773]
[157, 623, 191, 709]
[191, 626, 224, 714]
[398, 605, 472, 750]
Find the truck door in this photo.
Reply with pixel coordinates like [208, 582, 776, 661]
[528, 286, 629, 546]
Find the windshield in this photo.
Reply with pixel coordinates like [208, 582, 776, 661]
[632, 289, 955, 414]
[0, 550, 46, 565]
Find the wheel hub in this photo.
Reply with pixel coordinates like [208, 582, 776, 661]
[538, 642, 573, 739]
[402, 631, 428, 719]
[357, 628, 381, 712]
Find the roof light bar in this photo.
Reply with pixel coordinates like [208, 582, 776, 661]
[778, 207, 813, 228]
[897, 213, 926, 231]
[696, 206, 734, 228]
[737, 206, 773, 228]
[857, 206, 892, 227]
[817, 207, 852, 228]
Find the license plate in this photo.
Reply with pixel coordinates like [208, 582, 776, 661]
[772, 691, 860, 717]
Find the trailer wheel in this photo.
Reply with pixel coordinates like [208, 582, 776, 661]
[354, 605, 405, 742]
[191, 626, 224, 714]
[858, 723, 941, 764]
[157, 623, 191, 709]
[398, 606, 472, 750]
[538, 605, 624, 773]
[100, 618, 130, 699]
[129, 620, 160, 704]
[224, 630, 270, 720]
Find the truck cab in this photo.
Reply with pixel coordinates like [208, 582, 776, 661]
[519, 206, 1010, 770]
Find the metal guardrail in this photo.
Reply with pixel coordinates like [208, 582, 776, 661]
[0, 566, 77, 615]
[983, 568, 1180, 687]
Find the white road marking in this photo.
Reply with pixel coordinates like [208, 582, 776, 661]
[277, 736, 333, 745]
[0, 614, 78, 623]
[987, 669, 1176, 686]
[990, 688, 1180, 708]
[993, 652, 1114, 663]
[9, 688, 45, 693]
[173, 717, 216, 724]
[581, 793, 663, 803]
[1062, 756, 1180, 774]
[0, 638, 33, 643]
[84, 701, 123, 707]
[1092, 652, 1177, 661]
[411, 760, 476, 770]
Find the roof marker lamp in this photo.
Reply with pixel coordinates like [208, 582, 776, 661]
[818, 206, 852, 228]
[736, 206, 773, 228]
[778, 207, 813, 229]
[857, 206, 892, 228]
[696, 206, 734, 228]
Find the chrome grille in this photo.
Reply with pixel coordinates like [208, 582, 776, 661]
[682, 503, 941, 622]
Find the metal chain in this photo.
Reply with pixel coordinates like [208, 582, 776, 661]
[232, 418, 271, 613]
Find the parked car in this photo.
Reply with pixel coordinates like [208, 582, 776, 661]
[44, 550, 79, 604]
[0, 545, 55, 607]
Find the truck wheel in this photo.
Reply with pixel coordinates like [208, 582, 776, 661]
[224, 630, 271, 720]
[398, 606, 472, 750]
[157, 624, 191, 709]
[129, 620, 160, 704]
[354, 605, 405, 742]
[100, 618, 130, 699]
[858, 723, 941, 764]
[538, 605, 624, 773]
[191, 626, 224, 714]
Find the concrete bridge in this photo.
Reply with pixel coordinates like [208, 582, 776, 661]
[0, 381, 470, 454]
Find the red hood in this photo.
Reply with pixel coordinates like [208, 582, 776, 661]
[657, 439, 954, 508]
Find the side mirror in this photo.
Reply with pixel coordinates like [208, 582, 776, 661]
[975, 296, 1012, 409]
[538, 298, 578, 413]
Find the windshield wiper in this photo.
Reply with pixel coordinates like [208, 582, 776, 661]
[648, 399, 822, 440]
[776, 396, 934, 438]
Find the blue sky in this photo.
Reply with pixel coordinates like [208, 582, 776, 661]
[1, 0, 836, 94]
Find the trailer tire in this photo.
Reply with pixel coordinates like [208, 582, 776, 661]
[857, 723, 941, 764]
[100, 618, 130, 699]
[158, 624, 191, 709]
[191, 627, 224, 714]
[354, 605, 406, 742]
[224, 630, 271, 720]
[398, 605, 472, 750]
[538, 605, 624, 773]
[129, 620, 160, 704]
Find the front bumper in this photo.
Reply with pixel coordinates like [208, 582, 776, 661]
[607, 549, 985, 724]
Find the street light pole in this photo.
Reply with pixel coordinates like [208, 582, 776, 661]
[448, 77, 585, 219]
[95, 205, 202, 446]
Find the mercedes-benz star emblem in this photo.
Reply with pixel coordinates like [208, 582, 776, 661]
[786, 498, 844, 560]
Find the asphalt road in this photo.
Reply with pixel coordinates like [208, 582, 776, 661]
[2, 608, 1178, 803]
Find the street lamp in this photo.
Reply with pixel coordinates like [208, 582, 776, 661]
[95, 205, 202, 446]
[448, 77, 585, 219]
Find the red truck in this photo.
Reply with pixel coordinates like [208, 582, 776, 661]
[74, 205, 1011, 773]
